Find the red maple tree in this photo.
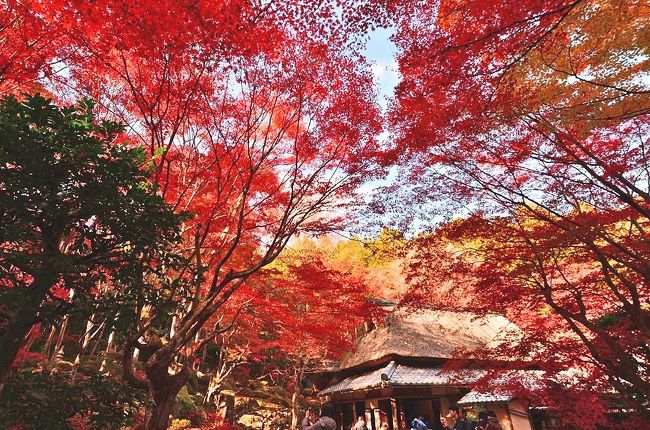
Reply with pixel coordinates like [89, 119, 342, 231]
[1, 2, 386, 428]
[387, 0, 650, 424]
[0, 0, 62, 94]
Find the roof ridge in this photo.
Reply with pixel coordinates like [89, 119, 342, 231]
[380, 360, 397, 381]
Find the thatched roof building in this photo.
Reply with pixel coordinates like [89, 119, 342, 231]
[339, 309, 520, 371]
[317, 308, 546, 430]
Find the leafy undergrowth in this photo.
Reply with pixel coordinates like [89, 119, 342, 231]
[0, 371, 149, 430]
[199, 414, 244, 430]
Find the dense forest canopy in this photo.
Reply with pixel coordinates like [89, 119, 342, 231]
[0, 0, 648, 429]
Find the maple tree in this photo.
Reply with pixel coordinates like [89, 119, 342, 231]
[319, 229, 407, 301]
[0, 2, 385, 429]
[0, 1, 61, 94]
[131, 47, 378, 430]
[11, 0, 650, 428]
[185, 234, 400, 428]
[261, 242, 378, 428]
[0, 1, 399, 429]
[0, 1, 392, 428]
[388, 0, 650, 423]
[128, 237, 382, 428]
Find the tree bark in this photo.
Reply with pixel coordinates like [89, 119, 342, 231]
[44, 309, 71, 375]
[72, 317, 102, 382]
[0, 306, 34, 383]
[18, 330, 38, 369]
[0, 272, 55, 384]
[290, 368, 304, 430]
[145, 394, 177, 430]
[144, 359, 189, 430]
[42, 325, 56, 358]
[99, 328, 115, 373]
[122, 339, 149, 390]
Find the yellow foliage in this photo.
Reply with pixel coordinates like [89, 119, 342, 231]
[168, 419, 192, 430]
[508, 0, 650, 133]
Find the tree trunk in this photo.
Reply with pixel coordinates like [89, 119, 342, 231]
[290, 369, 304, 430]
[99, 328, 115, 373]
[42, 325, 56, 358]
[144, 360, 189, 430]
[72, 317, 102, 382]
[18, 330, 37, 369]
[0, 273, 54, 383]
[122, 339, 149, 390]
[88, 321, 106, 359]
[0, 309, 32, 383]
[45, 310, 70, 374]
[145, 394, 177, 430]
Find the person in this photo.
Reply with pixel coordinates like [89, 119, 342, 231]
[486, 411, 503, 430]
[440, 404, 468, 430]
[379, 423, 390, 430]
[353, 415, 368, 430]
[475, 411, 489, 430]
[460, 409, 476, 430]
[304, 402, 337, 430]
[302, 406, 318, 430]
[411, 416, 427, 430]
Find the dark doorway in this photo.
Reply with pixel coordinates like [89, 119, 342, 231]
[399, 398, 438, 430]
[377, 399, 394, 429]
[355, 401, 366, 423]
[341, 403, 354, 430]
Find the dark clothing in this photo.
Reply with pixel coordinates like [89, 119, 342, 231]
[302, 416, 314, 430]
[487, 417, 503, 430]
[474, 418, 501, 430]
[304, 416, 337, 430]
[445, 419, 469, 430]
[476, 419, 489, 430]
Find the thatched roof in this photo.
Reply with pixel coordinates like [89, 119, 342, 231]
[339, 309, 520, 370]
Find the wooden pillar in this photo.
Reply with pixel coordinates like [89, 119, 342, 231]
[391, 398, 399, 430]
[372, 408, 380, 430]
[366, 406, 374, 430]
[505, 404, 514, 430]
[432, 399, 442, 430]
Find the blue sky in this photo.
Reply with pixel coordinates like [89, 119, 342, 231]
[362, 27, 399, 110]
